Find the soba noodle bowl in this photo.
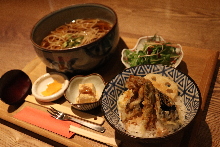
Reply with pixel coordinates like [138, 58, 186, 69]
[41, 19, 112, 50]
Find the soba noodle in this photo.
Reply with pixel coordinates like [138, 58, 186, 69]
[41, 19, 113, 50]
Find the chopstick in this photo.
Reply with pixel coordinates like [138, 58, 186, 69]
[69, 125, 121, 147]
[26, 95, 105, 125]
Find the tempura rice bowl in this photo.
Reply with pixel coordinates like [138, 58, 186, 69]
[101, 65, 201, 143]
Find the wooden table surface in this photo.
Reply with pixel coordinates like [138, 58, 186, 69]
[0, 1, 220, 147]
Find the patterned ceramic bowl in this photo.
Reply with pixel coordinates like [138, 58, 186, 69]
[31, 3, 119, 73]
[101, 64, 201, 143]
[65, 73, 105, 111]
[121, 36, 183, 68]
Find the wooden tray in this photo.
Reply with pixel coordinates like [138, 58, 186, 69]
[0, 37, 219, 147]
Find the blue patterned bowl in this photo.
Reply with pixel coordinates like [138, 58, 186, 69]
[30, 3, 119, 73]
[101, 64, 201, 143]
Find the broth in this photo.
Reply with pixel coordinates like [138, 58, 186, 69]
[41, 19, 112, 50]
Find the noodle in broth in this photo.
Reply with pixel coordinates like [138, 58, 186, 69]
[41, 19, 113, 50]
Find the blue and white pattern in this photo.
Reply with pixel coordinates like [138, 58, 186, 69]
[101, 64, 201, 137]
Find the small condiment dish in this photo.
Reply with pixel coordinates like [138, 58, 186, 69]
[32, 72, 69, 102]
[121, 36, 183, 68]
[64, 73, 105, 111]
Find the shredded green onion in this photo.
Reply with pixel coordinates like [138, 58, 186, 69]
[62, 35, 84, 48]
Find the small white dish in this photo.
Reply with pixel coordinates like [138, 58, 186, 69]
[121, 36, 183, 68]
[64, 73, 105, 111]
[32, 72, 69, 102]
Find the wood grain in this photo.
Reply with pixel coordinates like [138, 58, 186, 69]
[0, 0, 220, 147]
[0, 120, 53, 147]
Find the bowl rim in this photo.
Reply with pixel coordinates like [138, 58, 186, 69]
[101, 64, 202, 141]
[64, 73, 106, 106]
[30, 3, 118, 52]
[121, 36, 184, 69]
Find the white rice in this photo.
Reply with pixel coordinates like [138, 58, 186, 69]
[117, 90, 186, 138]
